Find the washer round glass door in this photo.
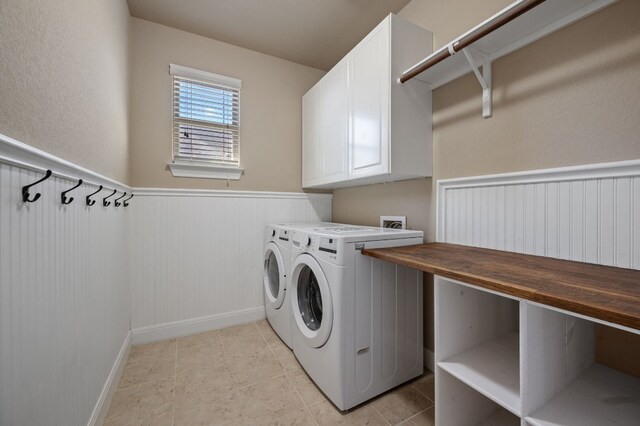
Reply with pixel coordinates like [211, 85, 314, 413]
[291, 254, 333, 348]
[263, 242, 286, 309]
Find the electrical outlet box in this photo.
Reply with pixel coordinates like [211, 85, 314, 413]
[380, 216, 407, 229]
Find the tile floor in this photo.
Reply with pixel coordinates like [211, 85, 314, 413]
[104, 320, 435, 426]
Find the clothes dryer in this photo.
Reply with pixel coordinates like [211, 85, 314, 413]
[263, 224, 294, 348]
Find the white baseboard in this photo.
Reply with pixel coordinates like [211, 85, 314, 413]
[424, 347, 435, 373]
[131, 307, 266, 345]
[88, 331, 132, 426]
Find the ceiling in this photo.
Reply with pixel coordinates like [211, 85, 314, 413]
[126, 0, 412, 70]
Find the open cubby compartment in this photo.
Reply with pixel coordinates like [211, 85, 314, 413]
[522, 303, 640, 426]
[437, 369, 522, 426]
[435, 276, 523, 418]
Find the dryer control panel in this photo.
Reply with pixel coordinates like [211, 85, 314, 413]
[318, 237, 337, 254]
[278, 230, 290, 241]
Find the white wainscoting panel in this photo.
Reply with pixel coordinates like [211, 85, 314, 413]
[129, 189, 332, 333]
[0, 163, 130, 426]
[437, 160, 640, 270]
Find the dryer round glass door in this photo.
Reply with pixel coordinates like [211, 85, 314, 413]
[263, 242, 286, 309]
[291, 254, 333, 348]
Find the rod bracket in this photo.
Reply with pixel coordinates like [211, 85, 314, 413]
[461, 48, 492, 119]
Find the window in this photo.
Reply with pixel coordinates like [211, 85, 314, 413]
[168, 64, 243, 180]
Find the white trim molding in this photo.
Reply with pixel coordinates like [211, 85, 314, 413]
[169, 63, 242, 89]
[0, 132, 129, 191]
[131, 307, 265, 345]
[133, 187, 332, 200]
[168, 161, 244, 180]
[88, 332, 131, 426]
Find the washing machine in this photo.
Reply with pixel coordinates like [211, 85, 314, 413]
[289, 225, 424, 410]
[263, 222, 337, 348]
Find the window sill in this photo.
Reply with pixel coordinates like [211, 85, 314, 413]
[168, 162, 244, 180]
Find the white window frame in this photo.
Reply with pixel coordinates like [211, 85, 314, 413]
[168, 64, 244, 180]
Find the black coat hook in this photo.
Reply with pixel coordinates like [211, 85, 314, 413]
[61, 179, 83, 205]
[22, 169, 52, 203]
[86, 185, 103, 206]
[123, 193, 134, 207]
[114, 192, 127, 207]
[103, 189, 117, 207]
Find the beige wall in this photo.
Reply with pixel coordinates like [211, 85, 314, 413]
[0, 0, 131, 183]
[129, 18, 325, 191]
[333, 0, 640, 352]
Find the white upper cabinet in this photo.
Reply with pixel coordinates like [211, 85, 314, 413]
[350, 21, 389, 179]
[320, 58, 349, 183]
[302, 14, 433, 189]
[302, 84, 319, 185]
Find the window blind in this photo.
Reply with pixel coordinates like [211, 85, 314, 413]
[171, 68, 240, 167]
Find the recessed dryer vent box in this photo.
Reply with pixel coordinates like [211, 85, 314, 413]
[380, 216, 406, 229]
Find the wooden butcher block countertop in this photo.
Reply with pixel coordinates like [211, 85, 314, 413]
[361, 243, 640, 331]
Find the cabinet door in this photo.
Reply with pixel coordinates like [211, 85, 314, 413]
[350, 22, 390, 178]
[302, 85, 320, 187]
[319, 59, 349, 183]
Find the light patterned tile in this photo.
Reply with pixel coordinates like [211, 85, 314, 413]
[177, 330, 222, 351]
[105, 378, 174, 426]
[118, 352, 175, 389]
[222, 332, 270, 358]
[220, 322, 262, 339]
[235, 375, 306, 425]
[263, 407, 317, 426]
[411, 372, 435, 402]
[272, 345, 301, 373]
[371, 385, 432, 425]
[309, 400, 388, 426]
[176, 343, 226, 374]
[175, 364, 235, 395]
[257, 320, 288, 348]
[103, 411, 173, 426]
[174, 375, 304, 426]
[255, 320, 273, 334]
[400, 407, 435, 426]
[226, 347, 285, 388]
[174, 389, 239, 426]
[287, 368, 325, 406]
[128, 339, 176, 361]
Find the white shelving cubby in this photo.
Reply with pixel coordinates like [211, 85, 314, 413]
[435, 276, 522, 423]
[435, 275, 640, 426]
[523, 303, 640, 426]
